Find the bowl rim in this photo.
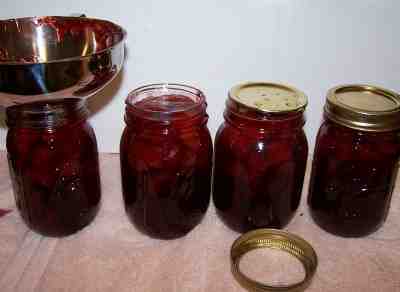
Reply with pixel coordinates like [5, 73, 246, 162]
[0, 15, 127, 65]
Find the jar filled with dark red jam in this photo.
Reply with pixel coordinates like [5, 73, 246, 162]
[213, 82, 308, 233]
[120, 83, 213, 239]
[308, 84, 400, 237]
[6, 99, 101, 237]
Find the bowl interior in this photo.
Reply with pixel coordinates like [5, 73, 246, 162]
[0, 16, 125, 64]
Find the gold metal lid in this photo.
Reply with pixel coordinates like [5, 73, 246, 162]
[229, 82, 308, 113]
[325, 84, 400, 132]
[231, 229, 317, 292]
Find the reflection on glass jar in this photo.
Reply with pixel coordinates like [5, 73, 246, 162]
[6, 99, 101, 237]
[120, 83, 213, 239]
[213, 82, 308, 233]
[308, 84, 400, 237]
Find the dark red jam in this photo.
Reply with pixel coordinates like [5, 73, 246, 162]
[120, 84, 213, 239]
[6, 99, 101, 237]
[213, 84, 308, 233]
[308, 119, 400, 237]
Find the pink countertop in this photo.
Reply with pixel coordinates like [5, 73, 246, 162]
[0, 152, 399, 292]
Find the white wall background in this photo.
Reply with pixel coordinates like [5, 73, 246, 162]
[0, 0, 399, 153]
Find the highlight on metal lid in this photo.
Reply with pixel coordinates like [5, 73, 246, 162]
[230, 229, 317, 292]
[325, 84, 400, 132]
[229, 82, 308, 113]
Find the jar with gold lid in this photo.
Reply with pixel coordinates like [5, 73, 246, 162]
[213, 82, 308, 233]
[308, 84, 400, 237]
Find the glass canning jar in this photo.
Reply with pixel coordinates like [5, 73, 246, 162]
[6, 99, 101, 237]
[308, 84, 400, 237]
[213, 82, 308, 233]
[120, 83, 213, 239]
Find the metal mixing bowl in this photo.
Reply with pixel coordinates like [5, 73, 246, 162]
[0, 16, 126, 107]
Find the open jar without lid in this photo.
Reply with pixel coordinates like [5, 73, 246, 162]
[213, 82, 308, 233]
[120, 83, 213, 239]
[6, 99, 101, 236]
[308, 84, 400, 237]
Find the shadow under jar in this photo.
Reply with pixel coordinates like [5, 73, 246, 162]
[6, 99, 101, 237]
[213, 82, 308, 233]
[120, 83, 213, 239]
[308, 84, 400, 237]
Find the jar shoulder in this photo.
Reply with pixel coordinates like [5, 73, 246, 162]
[215, 121, 308, 163]
[7, 120, 97, 156]
[315, 120, 400, 159]
[121, 124, 211, 144]
[120, 124, 212, 168]
[216, 121, 307, 146]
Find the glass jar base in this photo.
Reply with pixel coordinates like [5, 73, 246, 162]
[310, 211, 383, 238]
[22, 204, 100, 237]
[125, 209, 206, 240]
[216, 210, 291, 234]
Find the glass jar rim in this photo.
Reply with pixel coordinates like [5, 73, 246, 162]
[126, 83, 206, 115]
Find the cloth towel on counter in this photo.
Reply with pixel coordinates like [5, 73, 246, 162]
[0, 152, 399, 292]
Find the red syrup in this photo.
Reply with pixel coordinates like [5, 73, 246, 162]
[0, 209, 12, 218]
